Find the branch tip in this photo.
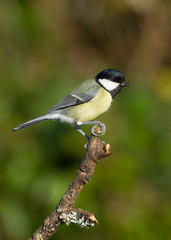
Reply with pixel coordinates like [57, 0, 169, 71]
[103, 143, 112, 155]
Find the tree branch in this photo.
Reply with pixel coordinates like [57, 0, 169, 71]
[28, 135, 112, 240]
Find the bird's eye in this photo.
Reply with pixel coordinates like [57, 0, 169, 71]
[120, 77, 125, 83]
[114, 77, 122, 83]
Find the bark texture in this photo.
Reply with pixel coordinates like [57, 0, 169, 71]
[29, 135, 112, 240]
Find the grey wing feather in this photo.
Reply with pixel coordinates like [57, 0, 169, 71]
[46, 79, 100, 113]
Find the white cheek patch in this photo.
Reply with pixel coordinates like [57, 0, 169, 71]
[99, 79, 120, 91]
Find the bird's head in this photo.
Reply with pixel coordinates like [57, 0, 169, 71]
[95, 69, 131, 96]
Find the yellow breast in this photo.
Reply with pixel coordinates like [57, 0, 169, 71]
[66, 88, 112, 122]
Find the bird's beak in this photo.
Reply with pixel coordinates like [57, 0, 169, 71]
[121, 81, 132, 87]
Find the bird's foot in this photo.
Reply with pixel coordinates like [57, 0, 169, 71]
[91, 122, 106, 136]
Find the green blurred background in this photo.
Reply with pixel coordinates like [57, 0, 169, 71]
[0, 0, 171, 239]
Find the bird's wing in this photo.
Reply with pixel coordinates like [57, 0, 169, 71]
[46, 79, 100, 113]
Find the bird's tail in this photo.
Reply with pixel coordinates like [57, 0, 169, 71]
[12, 116, 47, 131]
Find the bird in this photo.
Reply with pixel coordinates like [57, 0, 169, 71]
[13, 69, 131, 140]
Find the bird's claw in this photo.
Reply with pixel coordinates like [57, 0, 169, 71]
[91, 122, 106, 136]
[84, 140, 106, 150]
[84, 142, 89, 149]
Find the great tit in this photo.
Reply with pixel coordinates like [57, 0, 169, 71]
[13, 69, 131, 139]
